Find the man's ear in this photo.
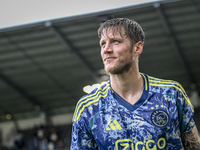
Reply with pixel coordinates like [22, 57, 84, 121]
[134, 41, 143, 56]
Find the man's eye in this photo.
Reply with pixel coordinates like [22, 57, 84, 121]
[101, 42, 106, 47]
[113, 40, 119, 44]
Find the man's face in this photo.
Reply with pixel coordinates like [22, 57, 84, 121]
[100, 28, 135, 74]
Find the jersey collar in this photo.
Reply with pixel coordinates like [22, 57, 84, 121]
[112, 73, 149, 111]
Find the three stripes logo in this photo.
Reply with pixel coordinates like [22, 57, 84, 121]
[106, 119, 122, 131]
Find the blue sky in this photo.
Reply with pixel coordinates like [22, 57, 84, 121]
[0, 0, 159, 29]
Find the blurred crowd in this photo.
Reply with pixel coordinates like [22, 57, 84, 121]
[0, 124, 71, 150]
[28, 125, 65, 150]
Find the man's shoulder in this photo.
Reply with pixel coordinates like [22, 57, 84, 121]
[146, 74, 181, 87]
[146, 74, 190, 100]
[80, 81, 111, 103]
[73, 81, 111, 123]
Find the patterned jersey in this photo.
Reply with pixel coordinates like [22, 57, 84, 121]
[71, 73, 194, 150]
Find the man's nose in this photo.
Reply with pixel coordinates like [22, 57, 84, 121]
[103, 43, 113, 54]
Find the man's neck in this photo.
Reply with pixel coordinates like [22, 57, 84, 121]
[110, 70, 144, 105]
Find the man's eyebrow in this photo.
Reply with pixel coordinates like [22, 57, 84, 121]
[99, 39, 105, 45]
[100, 36, 123, 43]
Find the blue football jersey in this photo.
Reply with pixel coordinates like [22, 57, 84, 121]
[71, 73, 194, 150]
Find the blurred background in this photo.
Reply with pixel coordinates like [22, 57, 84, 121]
[0, 0, 200, 149]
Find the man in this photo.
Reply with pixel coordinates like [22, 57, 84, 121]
[71, 18, 200, 149]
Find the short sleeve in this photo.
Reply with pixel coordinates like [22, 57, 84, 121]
[176, 84, 194, 133]
[184, 118, 195, 133]
[70, 120, 97, 150]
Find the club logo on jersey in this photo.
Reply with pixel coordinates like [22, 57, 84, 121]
[151, 110, 169, 127]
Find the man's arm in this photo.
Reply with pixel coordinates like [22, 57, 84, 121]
[181, 125, 200, 150]
[71, 121, 97, 150]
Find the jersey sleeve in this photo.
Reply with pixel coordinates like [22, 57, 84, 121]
[70, 120, 97, 150]
[176, 84, 195, 133]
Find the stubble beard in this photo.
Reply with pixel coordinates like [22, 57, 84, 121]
[104, 56, 134, 75]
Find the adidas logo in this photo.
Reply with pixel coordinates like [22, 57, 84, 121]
[106, 119, 122, 131]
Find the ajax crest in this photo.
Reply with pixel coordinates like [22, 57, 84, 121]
[151, 110, 169, 127]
